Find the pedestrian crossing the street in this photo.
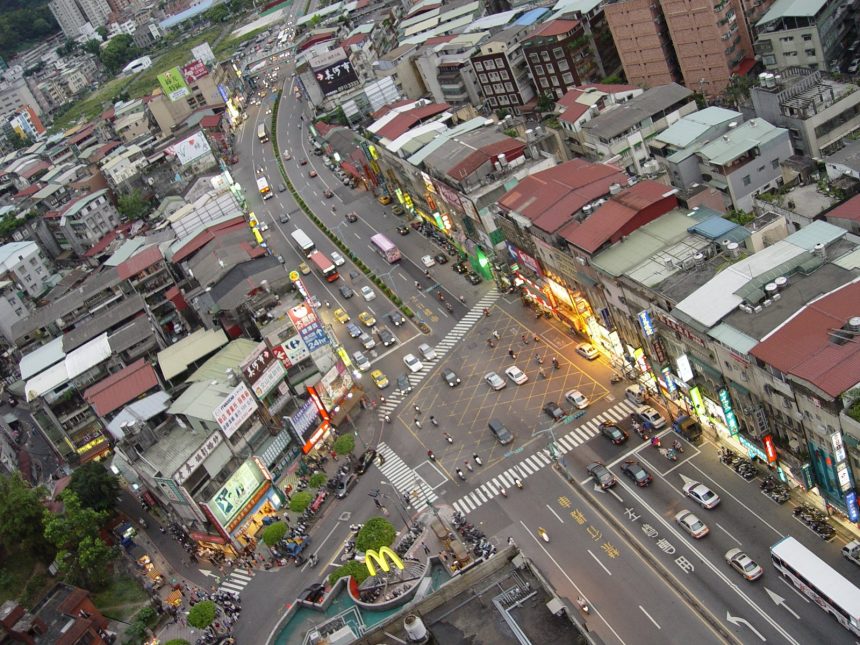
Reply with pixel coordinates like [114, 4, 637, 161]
[376, 442, 438, 512]
[452, 399, 640, 515]
[377, 288, 500, 420]
[218, 570, 254, 596]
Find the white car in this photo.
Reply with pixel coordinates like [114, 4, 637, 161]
[403, 353, 424, 373]
[675, 510, 709, 538]
[575, 342, 599, 360]
[504, 366, 528, 385]
[330, 251, 345, 266]
[258, 222, 269, 232]
[635, 405, 666, 429]
[360, 286, 376, 301]
[683, 481, 721, 509]
[484, 372, 506, 391]
[418, 343, 437, 360]
[352, 351, 371, 372]
[725, 548, 763, 581]
[564, 389, 589, 409]
[421, 255, 435, 268]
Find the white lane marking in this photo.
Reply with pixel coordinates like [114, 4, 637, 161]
[716, 522, 742, 546]
[546, 504, 564, 524]
[588, 549, 612, 576]
[639, 605, 661, 629]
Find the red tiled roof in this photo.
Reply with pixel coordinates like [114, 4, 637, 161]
[83, 359, 159, 417]
[170, 217, 247, 264]
[314, 121, 335, 137]
[447, 138, 525, 181]
[199, 114, 222, 128]
[100, 106, 116, 121]
[371, 99, 414, 120]
[84, 230, 118, 258]
[18, 160, 50, 180]
[498, 159, 626, 234]
[91, 141, 121, 162]
[558, 102, 590, 124]
[13, 183, 42, 199]
[340, 33, 367, 49]
[116, 245, 163, 280]
[424, 35, 455, 46]
[750, 281, 860, 398]
[67, 125, 95, 146]
[556, 88, 586, 110]
[825, 195, 860, 223]
[733, 57, 756, 76]
[530, 19, 579, 39]
[376, 103, 451, 140]
[356, 0, 369, 7]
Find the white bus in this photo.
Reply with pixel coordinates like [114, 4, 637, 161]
[290, 229, 315, 255]
[770, 536, 860, 636]
[257, 123, 268, 143]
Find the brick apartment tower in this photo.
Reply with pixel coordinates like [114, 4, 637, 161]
[607, 0, 773, 96]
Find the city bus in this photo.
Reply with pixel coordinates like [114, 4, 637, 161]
[290, 229, 315, 255]
[257, 123, 268, 143]
[308, 250, 339, 282]
[370, 233, 401, 263]
[770, 536, 860, 636]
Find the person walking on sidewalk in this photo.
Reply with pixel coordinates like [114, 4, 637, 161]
[422, 542, 431, 555]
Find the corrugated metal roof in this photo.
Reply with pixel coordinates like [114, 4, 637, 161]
[758, 0, 827, 26]
[168, 379, 233, 421]
[19, 336, 65, 381]
[186, 339, 259, 384]
[116, 245, 163, 280]
[106, 390, 171, 440]
[25, 333, 112, 401]
[708, 323, 759, 354]
[656, 108, 740, 148]
[158, 329, 229, 381]
[582, 84, 693, 139]
[105, 239, 148, 267]
[83, 359, 159, 417]
[696, 119, 787, 166]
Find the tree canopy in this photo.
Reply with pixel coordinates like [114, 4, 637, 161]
[187, 600, 217, 628]
[354, 517, 395, 553]
[333, 434, 355, 456]
[0, 473, 51, 557]
[261, 521, 287, 547]
[0, 2, 59, 59]
[116, 189, 152, 221]
[68, 461, 119, 512]
[99, 34, 141, 74]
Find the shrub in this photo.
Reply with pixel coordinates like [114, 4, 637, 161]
[309, 472, 328, 489]
[261, 521, 288, 546]
[327, 559, 369, 586]
[289, 491, 313, 513]
[355, 517, 396, 553]
[333, 434, 355, 456]
[187, 600, 217, 629]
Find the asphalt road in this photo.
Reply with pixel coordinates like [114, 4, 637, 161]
[218, 16, 860, 645]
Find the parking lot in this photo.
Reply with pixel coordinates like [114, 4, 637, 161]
[396, 308, 610, 474]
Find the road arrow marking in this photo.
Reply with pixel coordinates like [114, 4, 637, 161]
[764, 588, 800, 619]
[199, 569, 218, 578]
[593, 483, 605, 493]
[679, 473, 698, 488]
[608, 489, 624, 503]
[726, 611, 766, 641]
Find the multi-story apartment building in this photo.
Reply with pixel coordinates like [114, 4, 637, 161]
[754, 0, 851, 73]
[0, 278, 28, 344]
[0, 77, 42, 120]
[148, 73, 224, 136]
[53, 189, 121, 257]
[749, 67, 860, 159]
[414, 33, 486, 108]
[604, 0, 680, 88]
[99, 144, 148, 191]
[471, 25, 535, 113]
[0, 241, 52, 298]
[49, 0, 112, 39]
[523, 19, 603, 100]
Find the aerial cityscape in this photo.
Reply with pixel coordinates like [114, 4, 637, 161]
[0, 0, 859, 643]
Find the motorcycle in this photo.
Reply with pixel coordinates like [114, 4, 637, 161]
[610, 373, 623, 384]
[456, 468, 466, 481]
[577, 596, 590, 614]
[473, 453, 483, 466]
[427, 450, 436, 461]
[537, 527, 549, 542]
[514, 477, 523, 489]
[664, 448, 678, 461]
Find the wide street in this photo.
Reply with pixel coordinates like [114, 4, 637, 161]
[191, 17, 860, 645]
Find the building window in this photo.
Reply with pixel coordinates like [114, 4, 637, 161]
[499, 95, 510, 105]
[484, 59, 496, 70]
[479, 74, 487, 83]
[503, 82, 513, 92]
[500, 70, 509, 80]
[535, 64, 544, 75]
[541, 51, 551, 62]
[553, 47, 564, 59]
[540, 78, 549, 88]
[545, 63, 554, 73]
[771, 158, 780, 169]
[509, 94, 519, 105]
[779, 36, 794, 42]
[804, 48, 816, 56]
[489, 71, 501, 82]
[488, 96, 498, 106]
[474, 61, 484, 71]
[784, 51, 797, 56]
[742, 174, 751, 186]
[802, 34, 812, 41]
[528, 52, 539, 63]
[557, 59, 569, 71]
[493, 83, 504, 93]
[562, 72, 574, 84]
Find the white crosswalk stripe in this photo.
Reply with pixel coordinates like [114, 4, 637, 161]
[452, 399, 641, 514]
[218, 570, 254, 595]
[377, 288, 500, 420]
[376, 442, 438, 511]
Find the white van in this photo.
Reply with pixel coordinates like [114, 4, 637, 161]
[625, 385, 645, 406]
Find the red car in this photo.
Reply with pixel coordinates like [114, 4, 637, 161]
[309, 169, 317, 177]
[310, 490, 327, 512]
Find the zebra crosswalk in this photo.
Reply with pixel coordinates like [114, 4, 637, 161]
[377, 288, 500, 420]
[376, 442, 438, 511]
[453, 398, 640, 514]
[218, 569, 254, 595]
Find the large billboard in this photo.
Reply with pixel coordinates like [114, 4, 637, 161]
[240, 342, 286, 399]
[207, 459, 267, 527]
[311, 48, 360, 97]
[213, 382, 258, 438]
[316, 361, 354, 411]
[191, 42, 216, 65]
[288, 303, 329, 353]
[287, 398, 322, 444]
[182, 60, 209, 84]
[157, 67, 190, 101]
[273, 335, 310, 368]
[165, 130, 212, 166]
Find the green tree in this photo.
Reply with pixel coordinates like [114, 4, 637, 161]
[327, 560, 369, 586]
[99, 34, 140, 73]
[82, 39, 101, 56]
[354, 517, 395, 553]
[0, 473, 51, 557]
[332, 434, 355, 456]
[536, 92, 555, 113]
[68, 461, 119, 512]
[308, 14, 322, 28]
[289, 491, 313, 512]
[96, 26, 108, 40]
[117, 189, 151, 221]
[205, 4, 230, 21]
[43, 491, 116, 590]
[308, 472, 327, 489]
[261, 521, 287, 546]
[187, 600, 217, 628]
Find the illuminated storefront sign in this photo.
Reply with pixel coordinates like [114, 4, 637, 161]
[676, 354, 694, 382]
[845, 490, 859, 523]
[763, 434, 777, 463]
[718, 387, 739, 435]
[364, 547, 404, 577]
[689, 386, 706, 419]
[661, 366, 677, 394]
[633, 347, 650, 374]
[637, 310, 655, 337]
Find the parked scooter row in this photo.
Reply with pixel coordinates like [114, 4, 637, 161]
[793, 504, 836, 540]
[394, 522, 424, 557]
[719, 448, 757, 480]
[417, 222, 459, 257]
[760, 475, 790, 504]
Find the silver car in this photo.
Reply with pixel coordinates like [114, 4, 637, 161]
[484, 372, 506, 390]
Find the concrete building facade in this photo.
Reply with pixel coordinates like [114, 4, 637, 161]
[604, 0, 680, 88]
[471, 25, 536, 112]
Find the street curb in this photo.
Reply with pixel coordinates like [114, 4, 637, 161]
[553, 461, 741, 645]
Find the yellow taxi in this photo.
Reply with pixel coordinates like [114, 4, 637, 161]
[333, 308, 350, 324]
[370, 369, 389, 389]
[377, 195, 391, 205]
[299, 261, 311, 275]
[358, 311, 376, 327]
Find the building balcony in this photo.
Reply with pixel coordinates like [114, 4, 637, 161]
[63, 411, 99, 435]
[56, 401, 90, 424]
